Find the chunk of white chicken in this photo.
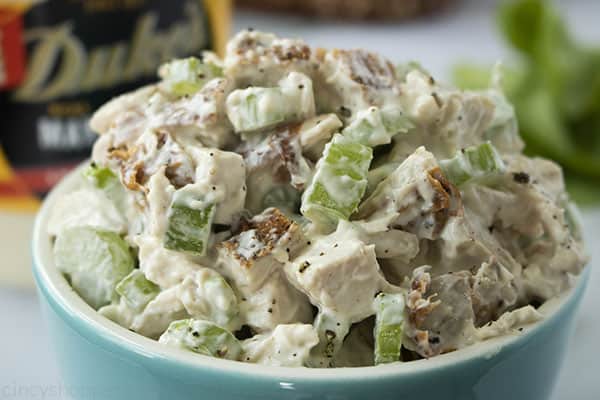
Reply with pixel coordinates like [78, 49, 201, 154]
[91, 80, 237, 164]
[352, 220, 420, 261]
[216, 208, 306, 292]
[241, 123, 312, 214]
[284, 223, 392, 324]
[395, 70, 496, 159]
[149, 78, 237, 149]
[493, 155, 587, 301]
[242, 324, 319, 367]
[403, 267, 476, 358]
[89, 85, 157, 135]
[133, 172, 206, 288]
[224, 30, 315, 87]
[476, 305, 542, 341]
[136, 236, 205, 289]
[297, 113, 342, 161]
[471, 259, 520, 326]
[357, 147, 461, 240]
[238, 270, 313, 333]
[105, 129, 195, 193]
[314, 48, 401, 120]
[178, 147, 246, 225]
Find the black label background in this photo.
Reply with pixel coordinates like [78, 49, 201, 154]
[0, 0, 211, 171]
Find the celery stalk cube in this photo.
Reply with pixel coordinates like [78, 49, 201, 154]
[115, 270, 160, 311]
[159, 57, 223, 96]
[159, 319, 242, 361]
[164, 203, 214, 256]
[54, 227, 135, 309]
[373, 292, 405, 365]
[439, 142, 505, 186]
[301, 134, 372, 229]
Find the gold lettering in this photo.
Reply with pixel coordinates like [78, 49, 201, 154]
[14, 2, 208, 104]
[15, 23, 86, 102]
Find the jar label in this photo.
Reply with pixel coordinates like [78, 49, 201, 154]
[0, 0, 228, 211]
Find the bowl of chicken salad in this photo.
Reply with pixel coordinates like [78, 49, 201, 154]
[32, 30, 589, 400]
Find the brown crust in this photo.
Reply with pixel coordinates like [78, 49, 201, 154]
[241, 122, 305, 189]
[427, 167, 462, 235]
[234, 34, 311, 66]
[329, 49, 396, 91]
[238, 208, 295, 244]
[406, 269, 442, 358]
[108, 131, 193, 192]
[272, 123, 305, 189]
[220, 208, 298, 268]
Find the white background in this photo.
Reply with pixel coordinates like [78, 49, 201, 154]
[1, 1, 599, 398]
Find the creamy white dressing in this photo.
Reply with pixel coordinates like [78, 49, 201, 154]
[50, 30, 587, 367]
[476, 305, 542, 340]
[235, 230, 266, 260]
[131, 286, 189, 339]
[285, 226, 391, 323]
[181, 147, 246, 225]
[176, 269, 241, 332]
[298, 113, 342, 160]
[242, 324, 319, 366]
[358, 147, 443, 239]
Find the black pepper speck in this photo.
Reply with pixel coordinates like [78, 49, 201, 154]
[513, 172, 530, 184]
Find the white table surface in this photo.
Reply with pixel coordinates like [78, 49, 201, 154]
[1, 1, 599, 398]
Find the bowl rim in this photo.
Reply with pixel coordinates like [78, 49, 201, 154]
[32, 164, 589, 381]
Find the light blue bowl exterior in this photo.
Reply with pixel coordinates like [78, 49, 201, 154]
[32, 256, 589, 400]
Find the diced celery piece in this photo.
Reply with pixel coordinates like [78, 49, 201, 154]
[54, 227, 135, 309]
[83, 163, 117, 189]
[308, 310, 351, 367]
[301, 134, 372, 229]
[83, 162, 127, 214]
[164, 203, 214, 256]
[159, 319, 242, 361]
[159, 57, 222, 96]
[343, 107, 413, 147]
[439, 142, 505, 186]
[381, 107, 414, 135]
[115, 270, 160, 311]
[226, 72, 315, 133]
[373, 292, 405, 365]
[227, 88, 285, 132]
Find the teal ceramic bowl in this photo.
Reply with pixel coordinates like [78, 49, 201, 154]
[32, 169, 589, 400]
